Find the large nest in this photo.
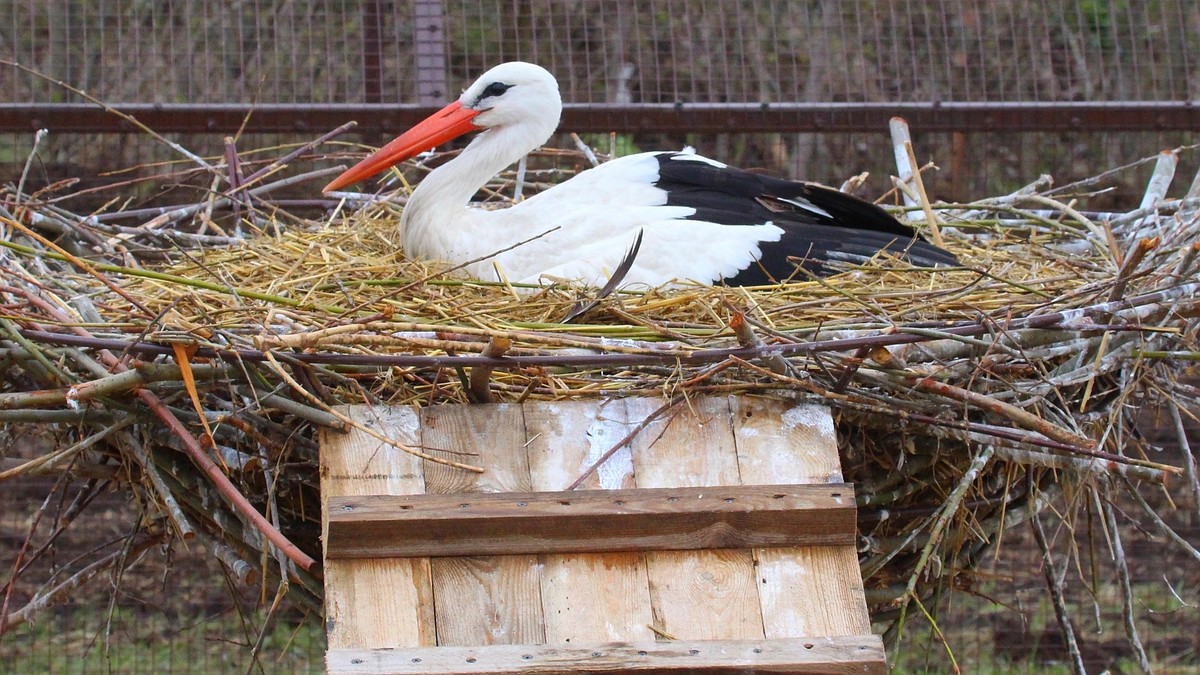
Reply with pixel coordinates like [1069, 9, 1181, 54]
[2, 134, 1198, 663]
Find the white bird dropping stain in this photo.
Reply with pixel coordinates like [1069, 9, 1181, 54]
[585, 416, 633, 489]
[781, 403, 835, 440]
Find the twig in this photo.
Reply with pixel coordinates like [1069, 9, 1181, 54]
[468, 336, 512, 403]
[729, 308, 792, 376]
[1140, 151, 1178, 210]
[245, 580, 289, 675]
[903, 139, 945, 247]
[0, 362, 225, 411]
[261, 350, 482, 472]
[251, 387, 350, 430]
[1119, 475, 1200, 564]
[1116, 149, 1177, 239]
[1181, 160, 1200, 216]
[1175, 243, 1200, 280]
[570, 133, 601, 167]
[889, 118, 921, 218]
[0, 420, 131, 482]
[1100, 480, 1152, 673]
[894, 444, 996, 648]
[115, 429, 196, 540]
[240, 121, 358, 187]
[566, 395, 684, 490]
[193, 527, 259, 586]
[1029, 475, 1087, 675]
[223, 137, 248, 229]
[991, 445, 1168, 483]
[14, 129, 48, 205]
[0, 59, 216, 174]
[513, 155, 527, 202]
[1167, 400, 1200, 522]
[1106, 237, 1158, 303]
[135, 166, 346, 230]
[911, 376, 1095, 449]
[1, 533, 164, 634]
[0, 470, 70, 631]
[17, 280, 1197, 372]
[136, 386, 316, 569]
[2, 216, 153, 317]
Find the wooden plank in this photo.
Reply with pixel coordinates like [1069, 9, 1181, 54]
[524, 399, 653, 645]
[419, 403, 533, 494]
[730, 397, 872, 638]
[730, 398, 844, 484]
[625, 396, 765, 641]
[320, 405, 435, 650]
[326, 484, 855, 558]
[420, 404, 545, 646]
[524, 399, 637, 492]
[428, 555, 546, 647]
[326, 636, 888, 674]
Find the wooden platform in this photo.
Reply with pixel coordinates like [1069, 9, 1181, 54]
[319, 395, 884, 674]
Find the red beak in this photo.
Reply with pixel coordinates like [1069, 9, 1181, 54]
[323, 101, 480, 192]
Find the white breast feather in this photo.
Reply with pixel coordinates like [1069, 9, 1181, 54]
[450, 150, 783, 287]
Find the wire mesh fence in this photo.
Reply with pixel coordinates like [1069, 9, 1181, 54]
[2, 0, 1199, 201]
[6, 0, 1199, 105]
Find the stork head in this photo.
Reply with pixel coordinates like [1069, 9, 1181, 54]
[323, 62, 562, 192]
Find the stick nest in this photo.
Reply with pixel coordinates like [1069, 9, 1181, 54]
[2, 140, 1198, 651]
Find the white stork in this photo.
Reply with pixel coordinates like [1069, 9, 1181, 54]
[323, 61, 957, 287]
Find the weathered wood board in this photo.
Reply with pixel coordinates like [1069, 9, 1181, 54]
[319, 395, 882, 673]
[326, 484, 856, 558]
[326, 636, 887, 674]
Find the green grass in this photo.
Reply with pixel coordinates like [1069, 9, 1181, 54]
[886, 580, 1198, 674]
[1, 607, 324, 674]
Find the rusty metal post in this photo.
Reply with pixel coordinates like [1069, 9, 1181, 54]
[412, 0, 448, 105]
[362, 0, 384, 104]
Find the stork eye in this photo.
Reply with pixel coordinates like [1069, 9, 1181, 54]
[482, 82, 513, 98]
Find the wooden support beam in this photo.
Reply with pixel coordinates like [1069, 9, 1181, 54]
[326, 484, 855, 559]
[326, 636, 887, 674]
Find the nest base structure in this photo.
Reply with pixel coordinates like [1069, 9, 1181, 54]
[320, 396, 885, 674]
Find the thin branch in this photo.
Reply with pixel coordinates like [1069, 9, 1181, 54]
[468, 336, 512, 403]
[1100, 480, 1152, 673]
[1030, 475, 1087, 675]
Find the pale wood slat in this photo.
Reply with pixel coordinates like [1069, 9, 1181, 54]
[326, 636, 887, 674]
[419, 404, 544, 647]
[730, 396, 872, 638]
[524, 399, 654, 645]
[624, 396, 765, 641]
[320, 406, 434, 650]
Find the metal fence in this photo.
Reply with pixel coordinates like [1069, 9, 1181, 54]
[6, 1, 1200, 107]
[2, 0, 1199, 201]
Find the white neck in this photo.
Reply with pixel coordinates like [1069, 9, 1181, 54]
[400, 122, 551, 262]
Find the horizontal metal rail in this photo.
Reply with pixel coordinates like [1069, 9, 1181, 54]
[2, 101, 1197, 136]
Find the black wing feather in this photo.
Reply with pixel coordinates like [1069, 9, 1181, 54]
[654, 153, 958, 284]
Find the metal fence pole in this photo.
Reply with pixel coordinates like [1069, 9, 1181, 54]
[363, 0, 384, 104]
[412, 0, 448, 105]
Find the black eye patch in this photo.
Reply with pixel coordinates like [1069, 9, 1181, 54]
[481, 82, 513, 99]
